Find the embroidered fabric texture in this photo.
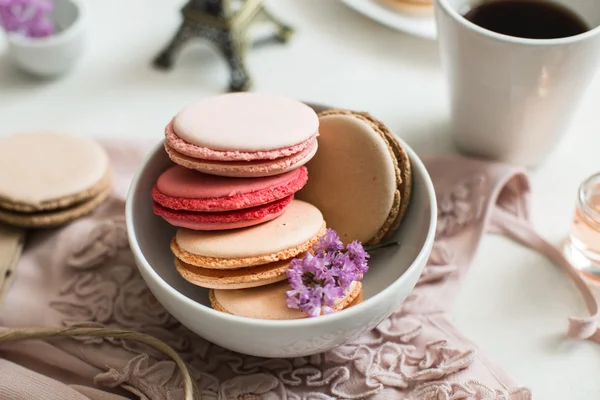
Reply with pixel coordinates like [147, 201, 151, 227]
[0, 143, 591, 400]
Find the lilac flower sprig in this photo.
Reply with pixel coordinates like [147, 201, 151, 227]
[286, 229, 398, 318]
[0, 0, 55, 38]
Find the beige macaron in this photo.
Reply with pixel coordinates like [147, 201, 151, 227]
[209, 280, 363, 320]
[170, 200, 326, 270]
[296, 110, 411, 245]
[0, 133, 112, 228]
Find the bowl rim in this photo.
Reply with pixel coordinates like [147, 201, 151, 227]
[125, 137, 437, 328]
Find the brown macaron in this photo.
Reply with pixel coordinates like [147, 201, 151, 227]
[296, 109, 411, 245]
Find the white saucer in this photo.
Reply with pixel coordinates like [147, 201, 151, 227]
[342, 0, 437, 40]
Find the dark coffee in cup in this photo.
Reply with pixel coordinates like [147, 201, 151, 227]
[462, 0, 589, 39]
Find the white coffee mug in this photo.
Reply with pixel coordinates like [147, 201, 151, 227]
[434, 0, 600, 167]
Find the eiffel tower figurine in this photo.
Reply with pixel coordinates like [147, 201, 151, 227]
[153, 0, 293, 92]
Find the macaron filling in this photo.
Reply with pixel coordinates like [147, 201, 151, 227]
[152, 165, 308, 212]
[166, 121, 319, 162]
[175, 257, 289, 290]
[164, 140, 318, 178]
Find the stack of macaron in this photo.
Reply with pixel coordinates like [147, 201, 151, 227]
[151, 93, 413, 320]
[171, 199, 364, 319]
[151, 93, 354, 319]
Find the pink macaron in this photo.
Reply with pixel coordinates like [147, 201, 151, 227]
[164, 92, 319, 177]
[152, 165, 309, 230]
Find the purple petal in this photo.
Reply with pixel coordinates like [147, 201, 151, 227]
[347, 240, 369, 275]
[315, 268, 335, 286]
[312, 253, 331, 271]
[308, 286, 323, 307]
[298, 288, 311, 305]
[29, 20, 53, 37]
[286, 261, 304, 290]
[331, 252, 346, 268]
[306, 305, 321, 318]
[322, 284, 344, 306]
[285, 290, 301, 309]
[338, 271, 358, 289]
[301, 252, 320, 274]
[321, 306, 334, 315]
[347, 240, 369, 262]
[313, 228, 343, 255]
[0, 0, 53, 37]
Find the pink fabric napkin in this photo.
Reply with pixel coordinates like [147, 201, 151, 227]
[0, 140, 597, 399]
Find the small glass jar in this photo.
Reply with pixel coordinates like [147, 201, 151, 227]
[564, 172, 600, 279]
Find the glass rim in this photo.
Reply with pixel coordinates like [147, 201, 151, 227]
[578, 171, 600, 223]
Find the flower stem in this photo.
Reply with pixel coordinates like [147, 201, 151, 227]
[364, 241, 400, 253]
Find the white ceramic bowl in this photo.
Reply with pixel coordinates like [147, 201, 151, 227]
[126, 112, 437, 358]
[7, 0, 86, 77]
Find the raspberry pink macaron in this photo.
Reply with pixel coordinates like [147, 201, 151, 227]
[164, 92, 319, 177]
[152, 165, 308, 230]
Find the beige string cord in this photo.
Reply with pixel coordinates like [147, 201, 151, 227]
[0, 326, 199, 400]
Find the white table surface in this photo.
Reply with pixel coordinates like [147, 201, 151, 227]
[1, 0, 600, 398]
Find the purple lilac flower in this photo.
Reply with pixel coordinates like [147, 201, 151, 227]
[0, 0, 54, 38]
[347, 240, 370, 274]
[285, 229, 370, 318]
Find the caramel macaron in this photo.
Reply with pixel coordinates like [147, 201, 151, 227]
[296, 110, 411, 245]
[209, 280, 363, 320]
[170, 200, 326, 289]
[377, 0, 433, 17]
[0, 133, 112, 228]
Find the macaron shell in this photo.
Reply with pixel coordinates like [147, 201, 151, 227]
[0, 168, 112, 213]
[157, 201, 290, 230]
[164, 141, 318, 178]
[0, 185, 112, 228]
[171, 221, 325, 269]
[172, 92, 319, 152]
[210, 281, 362, 320]
[0, 133, 110, 209]
[174, 199, 324, 258]
[153, 194, 293, 230]
[357, 111, 412, 240]
[152, 166, 308, 212]
[175, 257, 289, 290]
[166, 121, 318, 161]
[296, 111, 399, 245]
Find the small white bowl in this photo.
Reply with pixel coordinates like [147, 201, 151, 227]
[125, 117, 437, 358]
[7, 0, 86, 77]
